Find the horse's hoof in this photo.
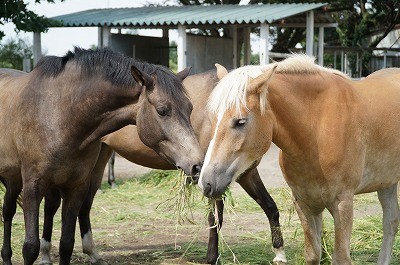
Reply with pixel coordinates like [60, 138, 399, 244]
[111, 183, 117, 189]
[273, 247, 287, 264]
[273, 257, 287, 265]
[206, 254, 219, 264]
[91, 259, 108, 265]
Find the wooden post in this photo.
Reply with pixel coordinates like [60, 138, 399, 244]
[102, 26, 111, 47]
[243, 27, 251, 65]
[162, 28, 169, 38]
[177, 24, 187, 71]
[306, 11, 314, 56]
[33, 32, 42, 66]
[259, 23, 269, 65]
[232, 25, 237, 69]
[318, 27, 324, 66]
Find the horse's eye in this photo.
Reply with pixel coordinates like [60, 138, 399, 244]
[156, 107, 168, 117]
[233, 118, 247, 128]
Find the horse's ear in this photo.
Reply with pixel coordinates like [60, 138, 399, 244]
[176, 66, 192, 81]
[131, 65, 152, 87]
[248, 64, 277, 94]
[215, 63, 228, 80]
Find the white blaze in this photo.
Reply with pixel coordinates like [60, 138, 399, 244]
[198, 112, 223, 191]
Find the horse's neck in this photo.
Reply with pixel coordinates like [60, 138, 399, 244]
[268, 73, 332, 156]
[185, 71, 218, 151]
[39, 71, 139, 149]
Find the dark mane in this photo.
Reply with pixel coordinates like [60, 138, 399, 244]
[34, 47, 187, 99]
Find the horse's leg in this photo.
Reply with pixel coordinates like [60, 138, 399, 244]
[39, 188, 62, 265]
[1, 177, 22, 265]
[327, 192, 354, 265]
[22, 178, 45, 265]
[79, 144, 112, 265]
[377, 183, 399, 264]
[59, 187, 89, 265]
[293, 198, 323, 265]
[236, 169, 287, 264]
[206, 198, 223, 264]
[107, 151, 116, 189]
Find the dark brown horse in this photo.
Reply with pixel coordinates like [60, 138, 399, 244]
[0, 47, 203, 265]
[41, 70, 287, 264]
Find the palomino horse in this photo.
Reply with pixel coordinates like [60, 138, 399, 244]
[40, 70, 287, 264]
[0, 47, 203, 265]
[199, 55, 400, 264]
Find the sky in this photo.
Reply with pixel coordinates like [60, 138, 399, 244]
[2, 0, 251, 56]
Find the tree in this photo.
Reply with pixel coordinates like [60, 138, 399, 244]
[0, 0, 63, 40]
[0, 37, 33, 70]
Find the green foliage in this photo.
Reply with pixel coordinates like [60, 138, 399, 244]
[169, 40, 178, 73]
[136, 169, 179, 186]
[0, 37, 32, 70]
[0, 0, 63, 39]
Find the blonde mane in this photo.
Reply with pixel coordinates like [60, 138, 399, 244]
[208, 54, 348, 116]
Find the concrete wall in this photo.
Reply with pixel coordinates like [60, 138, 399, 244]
[110, 34, 169, 66]
[187, 34, 233, 74]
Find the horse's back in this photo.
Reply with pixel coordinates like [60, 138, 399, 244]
[0, 68, 26, 78]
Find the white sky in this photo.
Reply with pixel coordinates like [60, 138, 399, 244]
[2, 0, 251, 56]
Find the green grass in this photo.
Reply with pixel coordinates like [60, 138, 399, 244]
[0, 171, 399, 264]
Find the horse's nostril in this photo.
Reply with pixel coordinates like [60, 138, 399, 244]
[191, 164, 202, 176]
[204, 183, 212, 197]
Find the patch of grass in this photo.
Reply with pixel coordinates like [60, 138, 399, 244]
[1, 173, 400, 264]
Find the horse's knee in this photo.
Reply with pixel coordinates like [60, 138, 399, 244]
[2, 203, 17, 221]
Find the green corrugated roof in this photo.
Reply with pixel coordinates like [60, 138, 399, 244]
[51, 3, 327, 28]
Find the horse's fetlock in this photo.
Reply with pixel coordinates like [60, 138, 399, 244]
[23, 240, 40, 263]
[1, 246, 12, 262]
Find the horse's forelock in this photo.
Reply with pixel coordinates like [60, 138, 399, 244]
[208, 65, 270, 117]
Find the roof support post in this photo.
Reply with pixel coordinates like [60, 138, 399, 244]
[232, 25, 238, 69]
[259, 23, 269, 65]
[103, 26, 111, 47]
[162, 28, 169, 38]
[177, 24, 187, 72]
[33, 32, 42, 66]
[306, 11, 314, 56]
[244, 27, 251, 65]
[318, 26, 324, 66]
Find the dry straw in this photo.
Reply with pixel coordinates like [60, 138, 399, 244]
[157, 170, 200, 225]
[158, 170, 242, 263]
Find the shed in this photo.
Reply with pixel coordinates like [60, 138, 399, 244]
[33, 3, 337, 73]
